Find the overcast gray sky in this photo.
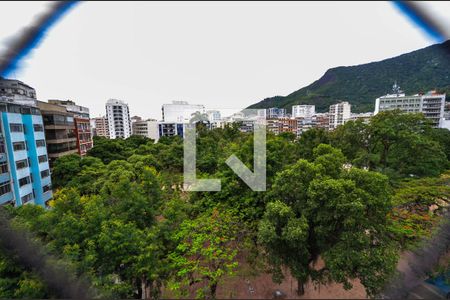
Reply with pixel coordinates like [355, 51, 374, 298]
[1, 1, 449, 119]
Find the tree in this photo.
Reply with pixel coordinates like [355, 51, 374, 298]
[259, 145, 398, 297]
[330, 110, 450, 178]
[389, 134, 448, 177]
[330, 120, 376, 169]
[296, 128, 330, 159]
[168, 208, 241, 299]
[51, 154, 82, 188]
[426, 128, 450, 160]
[0, 251, 50, 299]
[258, 201, 310, 294]
[87, 136, 132, 164]
[369, 111, 430, 169]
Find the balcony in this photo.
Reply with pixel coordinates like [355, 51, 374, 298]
[0, 191, 14, 206]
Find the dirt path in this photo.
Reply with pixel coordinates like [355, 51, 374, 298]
[215, 257, 366, 299]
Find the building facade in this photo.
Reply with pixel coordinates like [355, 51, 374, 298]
[37, 101, 77, 167]
[206, 110, 221, 123]
[131, 116, 142, 123]
[74, 117, 93, 155]
[0, 101, 52, 207]
[48, 99, 93, 155]
[266, 118, 298, 136]
[158, 122, 185, 138]
[374, 89, 446, 128]
[349, 112, 373, 123]
[106, 99, 131, 139]
[313, 113, 330, 130]
[329, 101, 351, 130]
[162, 101, 205, 123]
[0, 78, 37, 107]
[267, 107, 287, 119]
[292, 105, 315, 119]
[132, 119, 159, 141]
[91, 116, 109, 138]
[48, 99, 90, 118]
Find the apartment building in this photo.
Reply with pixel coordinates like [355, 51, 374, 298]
[329, 101, 351, 130]
[292, 105, 315, 119]
[0, 101, 52, 207]
[0, 78, 37, 107]
[91, 116, 109, 138]
[74, 118, 92, 155]
[158, 122, 185, 138]
[349, 112, 373, 123]
[267, 107, 287, 119]
[266, 118, 298, 135]
[48, 99, 93, 155]
[132, 119, 159, 141]
[106, 99, 131, 139]
[162, 101, 205, 123]
[48, 99, 90, 118]
[37, 101, 77, 167]
[374, 88, 446, 128]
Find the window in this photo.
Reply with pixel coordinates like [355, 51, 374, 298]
[8, 105, 21, 114]
[10, 123, 23, 132]
[21, 193, 33, 204]
[36, 139, 46, 147]
[13, 142, 26, 151]
[0, 163, 7, 174]
[0, 181, 11, 196]
[33, 124, 44, 132]
[43, 184, 52, 193]
[38, 155, 47, 163]
[16, 159, 28, 170]
[21, 107, 31, 115]
[41, 169, 50, 178]
[19, 176, 31, 187]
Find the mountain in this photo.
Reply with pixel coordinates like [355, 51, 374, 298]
[247, 40, 450, 113]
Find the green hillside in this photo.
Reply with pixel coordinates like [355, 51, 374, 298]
[248, 40, 450, 113]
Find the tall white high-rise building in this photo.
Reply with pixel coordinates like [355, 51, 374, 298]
[329, 101, 351, 130]
[374, 85, 446, 128]
[162, 101, 205, 123]
[105, 99, 131, 139]
[292, 105, 316, 119]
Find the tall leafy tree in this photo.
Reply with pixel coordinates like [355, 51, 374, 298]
[259, 145, 398, 297]
[169, 208, 242, 299]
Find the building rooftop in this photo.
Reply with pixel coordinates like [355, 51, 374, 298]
[106, 99, 127, 105]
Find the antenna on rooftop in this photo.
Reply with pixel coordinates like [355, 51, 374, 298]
[392, 81, 402, 95]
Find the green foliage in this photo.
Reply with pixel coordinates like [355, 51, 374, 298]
[388, 172, 450, 247]
[248, 40, 450, 112]
[259, 145, 398, 297]
[330, 110, 449, 178]
[168, 208, 241, 299]
[0, 251, 50, 299]
[296, 128, 330, 159]
[10, 111, 450, 299]
[11, 157, 167, 299]
[51, 154, 82, 188]
[87, 135, 152, 164]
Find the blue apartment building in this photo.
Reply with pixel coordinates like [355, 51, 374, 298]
[0, 101, 52, 207]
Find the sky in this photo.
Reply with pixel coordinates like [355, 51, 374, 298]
[0, 1, 450, 120]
